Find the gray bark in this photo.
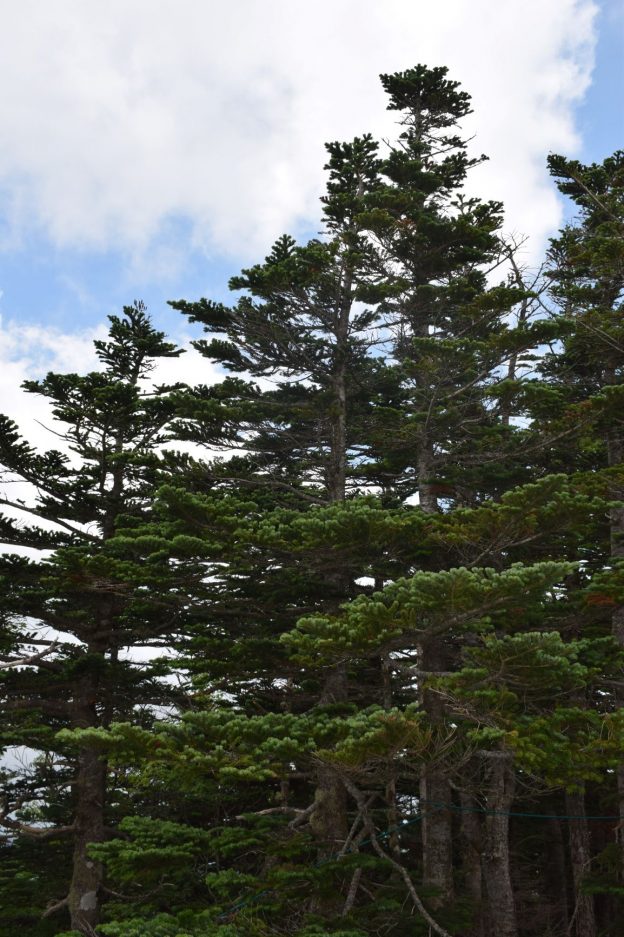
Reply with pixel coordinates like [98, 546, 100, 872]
[310, 258, 352, 907]
[416, 453, 455, 907]
[417, 446, 439, 515]
[460, 789, 483, 937]
[66, 619, 111, 930]
[420, 640, 454, 907]
[480, 750, 517, 937]
[67, 748, 106, 934]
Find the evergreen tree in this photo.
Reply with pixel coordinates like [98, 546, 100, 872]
[78, 68, 604, 937]
[528, 149, 624, 935]
[0, 63, 621, 937]
[0, 304, 184, 934]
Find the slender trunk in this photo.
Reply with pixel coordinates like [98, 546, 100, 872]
[326, 367, 347, 503]
[67, 605, 116, 933]
[544, 817, 569, 933]
[417, 445, 439, 515]
[565, 789, 596, 937]
[460, 788, 483, 937]
[480, 750, 517, 937]
[311, 274, 352, 904]
[607, 419, 624, 647]
[68, 749, 106, 934]
[381, 657, 401, 859]
[501, 263, 530, 428]
[420, 640, 454, 908]
[67, 662, 106, 934]
[417, 465, 454, 907]
[309, 581, 349, 910]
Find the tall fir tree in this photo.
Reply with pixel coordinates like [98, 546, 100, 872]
[0, 304, 185, 934]
[0, 64, 621, 937]
[76, 67, 593, 937]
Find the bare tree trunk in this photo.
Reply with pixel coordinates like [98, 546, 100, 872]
[66, 639, 109, 934]
[381, 657, 401, 860]
[416, 465, 454, 908]
[420, 640, 454, 908]
[480, 750, 517, 937]
[545, 817, 569, 933]
[460, 788, 484, 937]
[68, 748, 106, 934]
[310, 272, 352, 907]
[417, 446, 439, 515]
[565, 789, 596, 937]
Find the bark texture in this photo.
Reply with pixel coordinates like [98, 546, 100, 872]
[420, 639, 454, 908]
[565, 789, 596, 937]
[480, 750, 517, 937]
[460, 788, 484, 937]
[68, 748, 106, 933]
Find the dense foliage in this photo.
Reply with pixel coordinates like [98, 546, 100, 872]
[0, 66, 622, 937]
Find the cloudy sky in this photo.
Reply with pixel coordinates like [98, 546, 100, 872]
[0, 0, 622, 435]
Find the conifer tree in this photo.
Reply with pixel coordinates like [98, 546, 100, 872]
[81, 68, 591, 937]
[0, 64, 621, 937]
[0, 304, 184, 934]
[531, 149, 624, 935]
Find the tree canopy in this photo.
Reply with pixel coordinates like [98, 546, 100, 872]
[0, 65, 623, 937]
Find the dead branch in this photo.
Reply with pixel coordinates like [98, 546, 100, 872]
[0, 642, 58, 670]
[41, 895, 69, 918]
[341, 775, 453, 937]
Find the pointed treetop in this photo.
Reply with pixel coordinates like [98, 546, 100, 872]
[380, 65, 472, 127]
[93, 300, 183, 380]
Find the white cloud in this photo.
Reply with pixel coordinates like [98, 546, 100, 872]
[0, 0, 597, 263]
[0, 317, 217, 450]
[0, 318, 102, 447]
[0, 316, 220, 559]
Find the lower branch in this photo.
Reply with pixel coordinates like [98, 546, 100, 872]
[341, 776, 453, 937]
[42, 895, 69, 918]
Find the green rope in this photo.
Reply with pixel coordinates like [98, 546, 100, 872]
[218, 800, 621, 920]
[420, 799, 620, 821]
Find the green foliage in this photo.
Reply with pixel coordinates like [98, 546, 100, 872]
[1, 65, 623, 937]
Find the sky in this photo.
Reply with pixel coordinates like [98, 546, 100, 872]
[0, 0, 622, 440]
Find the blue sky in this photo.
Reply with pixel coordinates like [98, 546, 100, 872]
[576, 0, 623, 163]
[0, 0, 620, 421]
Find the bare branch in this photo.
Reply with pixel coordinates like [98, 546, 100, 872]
[341, 775, 453, 937]
[41, 895, 69, 919]
[0, 642, 58, 670]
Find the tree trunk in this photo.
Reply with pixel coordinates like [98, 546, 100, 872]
[607, 426, 624, 875]
[67, 747, 106, 934]
[416, 451, 455, 907]
[420, 640, 454, 908]
[460, 789, 483, 937]
[417, 446, 439, 515]
[609, 495, 624, 865]
[310, 265, 352, 905]
[309, 764, 349, 860]
[382, 657, 401, 860]
[480, 750, 517, 937]
[565, 789, 596, 937]
[544, 817, 569, 933]
[66, 646, 108, 934]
